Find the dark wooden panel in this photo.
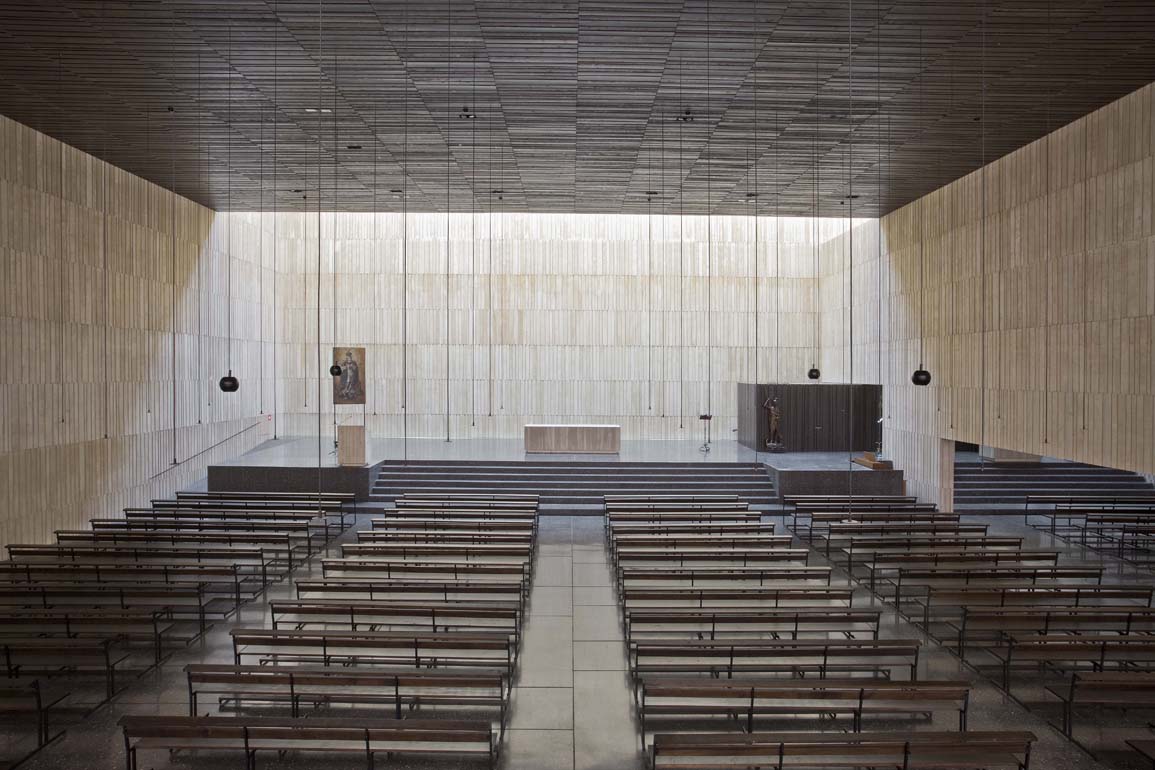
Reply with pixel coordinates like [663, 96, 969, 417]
[3, 0, 1154, 215]
[739, 382, 881, 452]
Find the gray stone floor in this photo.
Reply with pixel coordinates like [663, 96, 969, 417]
[14, 508, 1155, 769]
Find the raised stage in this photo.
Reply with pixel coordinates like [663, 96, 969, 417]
[760, 452, 905, 500]
[204, 438, 906, 506]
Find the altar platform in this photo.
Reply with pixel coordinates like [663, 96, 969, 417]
[204, 437, 904, 504]
[760, 451, 905, 499]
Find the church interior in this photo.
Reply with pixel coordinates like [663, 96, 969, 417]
[3, 0, 1155, 768]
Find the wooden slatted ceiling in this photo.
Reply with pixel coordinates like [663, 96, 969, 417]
[2, 0, 1155, 216]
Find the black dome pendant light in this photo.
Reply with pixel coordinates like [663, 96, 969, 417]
[910, 26, 930, 387]
[807, 53, 821, 381]
[219, 19, 239, 394]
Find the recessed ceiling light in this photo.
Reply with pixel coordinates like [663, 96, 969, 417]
[304, 108, 318, 113]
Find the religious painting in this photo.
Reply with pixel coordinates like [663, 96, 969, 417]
[332, 346, 366, 405]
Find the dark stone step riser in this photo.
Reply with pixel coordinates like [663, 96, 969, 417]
[377, 461, 762, 469]
[376, 473, 770, 483]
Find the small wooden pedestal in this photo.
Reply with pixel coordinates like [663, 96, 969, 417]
[337, 425, 366, 466]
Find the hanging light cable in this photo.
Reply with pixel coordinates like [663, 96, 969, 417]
[808, 55, 821, 381]
[445, 0, 452, 442]
[219, 20, 240, 394]
[911, 26, 931, 387]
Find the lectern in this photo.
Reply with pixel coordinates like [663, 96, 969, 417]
[337, 425, 366, 466]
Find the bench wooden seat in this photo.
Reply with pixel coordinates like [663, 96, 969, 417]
[52, 530, 305, 570]
[396, 497, 538, 510]
[326, 556, 531, 588]
[784, 494, 918, 505]
[629, 638, 921, 683]
[0, 560, 262, 605]
[0, 607, 185, 662]
[650, 730, 1036, 770]
[903, 584, 1154, 633]
[608, 522, 777, 541]
[992, 633, 1155, 692]
[794, 510, 957, 537]
[0, 679, 56, 749]
[7, 542, 274, 572]
[2, 637, 127, 699]
[359, 529, 536, 546]
[621, 586, 853, 609]
[863, 554, 1085, 595]
[616, 565, 832, 588]
[613, 547, 809, 566]
[120, 715, 495, 770]
[606, 511, 762, 526]
[269, 599, 522, 638]
[605, 494, 742, 503]
[348, 539, 534, 561]
[1043, 672, 1155, 736]
[638, 677, 971, 735]
[611, 533, 791, 549]
[185, 664, 508, 730]
[0, 581, 231, 633]
[230, 628, 517, 672]
[372, 517, 536, 532]
[295, 578, 527, 606]
[954, 606, 1155, 660]
[623, 607, 881, 641]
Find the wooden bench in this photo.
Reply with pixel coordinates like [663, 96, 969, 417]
[889, 565, 1104, 606]
[0, 607, 183, 664]
[230, 628, 517, 672]
[53, 530, 305, 570]
[854, 550, 1063, 593]
[784, 494, 918, 505]
[606, 511, 762, 527]
[6, 544, 275, 582]
[621, 586, 853, 610]
[2, 637, 127, 699]
[629, 638, 921, 683]
[185, 664, 508, 731]
[638, 678, 971, 736]
[1043, 672, 1155, 736]
[993, 634, 1155, 692]
[0, 582, 229, 632]
[613, 546, 809, 567]
[269, 599, 522, 639]
[956, 606, 1155, 662]
[120, 715, 495, 770]
[371, 517, 536, 533]
[0, 560, 261, 606]
[650, 730, 1037, 770]
[794, 510, 957, 538]
[623, 607, 881, 641]
[348, 538, 534, 562]
[0, 679, 56, 749]
[160, 496, 353, 528]
[295, 578, 527, 607]
[616, 565, 832, 589]
[605, 494, 742, 504]
[326, 556, 532, 590]
[608, 521, 777, 541]
[903, 584, 1154, 635]
[360, 529, 536, 547]
[396, 497, 538, 511]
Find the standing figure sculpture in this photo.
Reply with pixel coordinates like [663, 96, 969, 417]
[762, 396, 784, 449]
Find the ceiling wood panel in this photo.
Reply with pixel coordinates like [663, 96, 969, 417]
[2, 0, 1154, 216]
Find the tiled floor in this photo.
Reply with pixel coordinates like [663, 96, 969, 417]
[17, 509, 1155, 770]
